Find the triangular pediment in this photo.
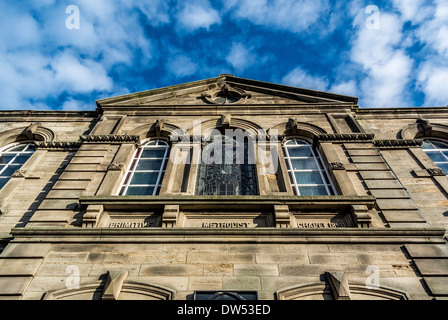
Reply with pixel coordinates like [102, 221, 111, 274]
[96, 75, 358, 107]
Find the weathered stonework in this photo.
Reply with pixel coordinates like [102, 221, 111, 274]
[0, 75, 447, 300]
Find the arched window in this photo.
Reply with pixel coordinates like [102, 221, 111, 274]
[283, 138, 335, 195]
[195, 134, 258, 195]
[0, 142, 35, 189]
[119, 140, 169, 195]
[421, 139, 448, 174]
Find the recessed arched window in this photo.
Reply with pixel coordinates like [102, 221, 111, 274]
[119, 140, 169, 195]
[421, 139, 448, 174]
[0, 142, 35, 190]
[195, 134, 258, 195]
[283, 138, 335, 195]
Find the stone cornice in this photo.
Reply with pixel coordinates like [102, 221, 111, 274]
[80, 134, 140, 144]
[35, 141, 82, 150]
[78, 195, 376, 212]
[315, 133, 374, 143]
[10, 227, 446, 244]
[0, 110, 97, 121]
[374, 139, 423, 149]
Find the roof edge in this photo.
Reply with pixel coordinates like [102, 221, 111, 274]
[96, 75, 359, 107]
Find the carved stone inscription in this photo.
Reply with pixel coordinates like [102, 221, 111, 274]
[180, 211, 273, 228]
[109, 221, 154, 228]
[297, 221, 347, 228]
[293, 213, 354, 228]
[202, 222, 250, 228]
[99, 212, 161, 228]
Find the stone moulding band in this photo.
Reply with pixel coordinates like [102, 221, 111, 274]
[9, 227, 446, 244]
[77, 195, 377, 212]
[35, 141, 82, 150]
[80, 134, 140, 144]
[314, 133, 374, 143]
[374, 139, 423, 149]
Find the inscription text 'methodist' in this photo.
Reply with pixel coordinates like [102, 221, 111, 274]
[202, 222, 249, 228]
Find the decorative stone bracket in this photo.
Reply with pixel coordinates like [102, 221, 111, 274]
[82, 205, 104, 228]
[374, 139, 423, 149]
[325, 271, 351, 300]
[150, 119, 165, 137]
[287, 118, 299, 135]
[162, 205, 179, 228]
[328, 162, 345, 170]
[107, 162, 125, 171]
[350, 204, 371, 228]
[102, 270, 129, 300]
[80, 135, 140, 145]
[11, 169, 43, 179]
[220, 114, 231, 129]
[315, 133, 374, 144]
[35, 141, 82, 150]
[412, 168, 446, 177]
[274, 205, 292, 228]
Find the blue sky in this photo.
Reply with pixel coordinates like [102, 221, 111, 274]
[0, 0, 447, 111]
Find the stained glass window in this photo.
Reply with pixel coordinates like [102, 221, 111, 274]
[0, 143, 35, 189]
[421, 139, 448, 174]
[119, 140, 169, 195]
[283, 138, 335, 195]
[196, 134, 258, 195]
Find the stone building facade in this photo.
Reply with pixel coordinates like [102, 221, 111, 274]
[0, 74, 447, 300]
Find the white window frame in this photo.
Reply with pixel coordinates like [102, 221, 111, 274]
[422, 139, 448, 175]
[118, 139, 169, 196]
[0, 142, 35, 189]
[283, 138, 336, 196]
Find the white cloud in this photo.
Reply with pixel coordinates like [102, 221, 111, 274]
[348, 10, 413, 107]
[0, 1, 157, 109]
[53, 52, 113, 93]
[330, 80, 358, 97]
[0, 5, 41, 52]
[360, 51, 413, 107]
[418, 63, 448, 106]
[225, 43, 256, 72]
[392, 0, 432, 23]
[166, 55, 198, 78]
[415, 1, 448, 57]
[281, 67, 329, 91]
[61, 98, 93, 111]
[408, 0, 448, 106]
[176, 0, 221, 31]
[136, 1, 171, 26]
[224, 0, 329, 33]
